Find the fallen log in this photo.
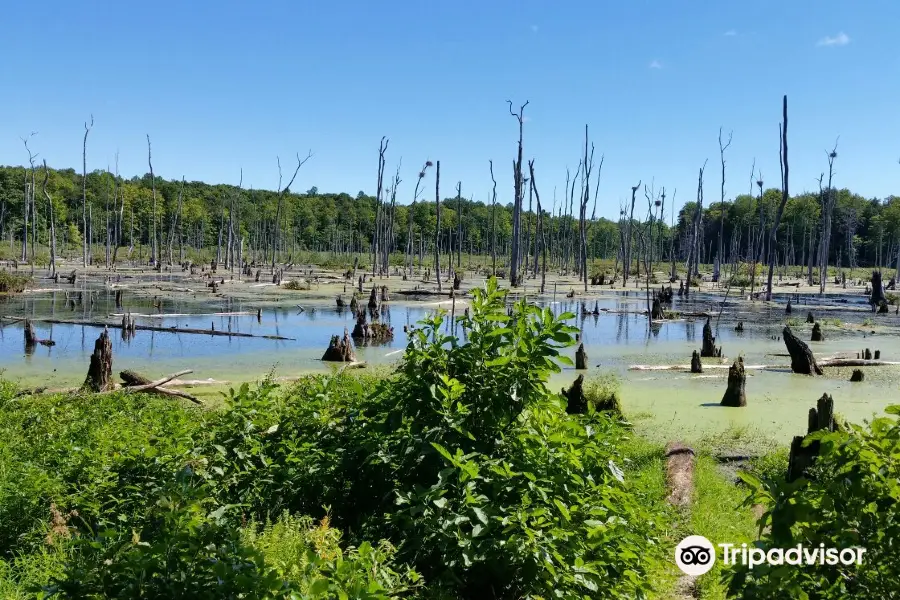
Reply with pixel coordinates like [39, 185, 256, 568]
[100, 369, 200, 405]
[2, 316, 295, 341]
[630, 359, 900, 372]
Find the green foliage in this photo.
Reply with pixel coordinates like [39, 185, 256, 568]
[862, 317, 875, 327]
[0, 270, 30, 293]
[583, 373, 623, 413]
[785, 317, 801, 327]
[283, 279, 310, 290]
[728, 406, 900, 598]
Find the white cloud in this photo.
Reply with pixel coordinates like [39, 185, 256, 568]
[724, 29, 737, 36]
[817, 32, 850, 47]
[530, 24, 538, 32]
[649, 60, 662, 69]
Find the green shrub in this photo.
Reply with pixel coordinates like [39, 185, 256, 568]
[729, 405, 900, 598]
[584, 374, 623, 413]
[283, 279, 310, 290]
[0, 271, 30, 293]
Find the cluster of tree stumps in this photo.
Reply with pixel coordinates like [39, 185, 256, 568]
[322, 329, 357, 362]
[786, 394, 838, 482]
[700, 317, 722, 358]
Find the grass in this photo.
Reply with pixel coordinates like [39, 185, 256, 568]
[583, 373, 622, 413]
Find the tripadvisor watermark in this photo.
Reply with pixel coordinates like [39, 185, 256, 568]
[675, 535, 866, 577]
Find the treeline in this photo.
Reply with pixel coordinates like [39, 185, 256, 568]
[1, 162, 898, 275]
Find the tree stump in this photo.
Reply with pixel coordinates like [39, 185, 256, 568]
[336, 295, 346, 308]
[787, 394, 836, 482]
[575, 343, 587, 370]
[690, 350, 703, 374]
[850, 369, 864, 382]
[83, 328, 113, 392]
[700, 317, 722, 358]
[358, 276, 364, 293]
[720, 356, 747, 407]
[734, 321, 744, 332]
[453, 273, 461, 290]
[380, 286, 390, 302]
[785, 299, 792, 314]
[349, 294, 359, 311]
[811, 322, 824, 342]
[368, 287, 378, 309]
[806, 311, 814, 323]
[783, 326, 822, 375]
[878, 301, 889, 314]
[115, 290, 123, 308]
[875, 350, 881, 360]
[24, 319, 37, 348]
[870, 270, 886, 310]
[863, 348, 872, 360]
[254, 269, 261, 283]
[677, 280, 684, 297]
[322, 328, 357, 362]
[562, 374, 588, 415]
[651, 296, 665, 320]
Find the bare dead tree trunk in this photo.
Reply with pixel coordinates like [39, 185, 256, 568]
[818, 139, 839, 295]
[434, 161, 442, 292]
[456, 181, 462, 270]
[147, 134, 159, 267]
[715, 127, 733, 283]
[580, 125, 595, 292]
[528, 160, 548, 294]
[508, 100, 529, 287]
[272, 151, 312, 274]
[41, 160, 57, 277]
[104, 166, 111, 269]
[406, 160, 431, 276]
[686, 163, 707, 299]
[168, 177, 185, 266]
[20, 166, 27, 263]
[766, 95, 789, 302]
[371, 138, 388, 277]
[490, 160, 497, 275]
[81, 118, 93, 267]
[624, 181, 639, 284]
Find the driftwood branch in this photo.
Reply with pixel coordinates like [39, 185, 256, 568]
[3, 316, 294, 340]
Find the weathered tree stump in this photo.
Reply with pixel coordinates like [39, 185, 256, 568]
[734, 321, 744, 332]
[651, 296, 665, 320]
[787, 394, 836, 482]
[785, 299, 792, 314]
[690, 350, 703, 373]
[254, 269, 261, 283]
[700, 317, 722, 358]
[65, 270, 77, 284]
[368, 287, 378, 309]
[783, 326, 822, 375]
[720, 356, 747, 407]
[24, 319, 37, 348]
[562, 374, 588, 415]
[83, 328, 113, 392]
[349, 294, 359, 311]
[677, 280, 684, 297]
[875, 350, 881, 360]
[575, 343, 587, 370]
[453, 272, 461, 290]
[806, 311, 814, 323]
[878, 301, 889, 314]
[811, 322, 824, 342]
[322, 329, 357, 362]
[870, 270, 886, 310]
[850, 369, 864, 382]
[380, 286, 389, 302]
[664, 443, 695, 507]
[358, 276, 364, 293]
[115, 290, 123, 308]
[336, 295, 346, 308]
[121, 313, 136, 340]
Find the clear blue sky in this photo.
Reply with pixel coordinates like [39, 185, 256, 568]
[1, 0, 897, 220]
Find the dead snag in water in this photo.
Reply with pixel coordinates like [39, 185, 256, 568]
[785, 298, 792, 314]
[368, 287, 378, 309]
[562, 374, 587, 414]
[811, 322, 824, 342]
[380, 285, 389, 303]
[783, 326, 822, 375]
[24, 319, 37, 348]
[690, 350, 703, 373]
[651, 295, 665, 320]
[806, 311, 814, 323]
[720, 357, 747, 407]
[664, 442, 695, 507]
[875, 350, 881, 359]
[82, 327, 113, 392]
[336, 295, 346, 308]
[322, 328, 357, 362]
[453, 272, 461, 290]
[115, 289, 123, 308]
[575, 343, 587, 370]
[850, 369, 864, 382]
[787, 393, 836, 482]
[734, 321, 744, 332]
[349, 293, 359, 311]
[870, 270, 886, 311]
[700, 317, 721, 358]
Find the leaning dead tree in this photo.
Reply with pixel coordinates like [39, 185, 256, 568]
[765, 95, 789, 301]
[434, 161, 442, 292]
[783, 325, 822, 375]
[272, 150, 313, 274]
[405, 160, 432, 276]
[508, 100, 528, 287]
[528, 160, 548, 293]
[41, 160, 58, 277]
[489, 160, 498, 275]
[714, 127, 733, 283]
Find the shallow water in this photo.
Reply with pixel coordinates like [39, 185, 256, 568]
[3, 285, 900, 444]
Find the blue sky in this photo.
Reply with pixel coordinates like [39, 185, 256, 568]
[1, 0, 898, 220]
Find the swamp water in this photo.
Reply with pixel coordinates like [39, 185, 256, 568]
[3, 285, 900, 445]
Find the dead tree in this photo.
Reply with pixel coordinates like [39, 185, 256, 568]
[508, 100, 528, 287]
[82, 327, 113, 392]
[818, 140, 840, 295]
[562, 374, 588, 415]
[690, 350, 703, 373]
[765, 96, 789, 301]
[811, 322, 824, 342]
[720, 356, 747, 407]
[870, 270, 887, 310]
[528, 160, 549, 293]
[272, 151, 313, 274]
[81, 117, 93, 267]
[489, 160, 498, 276]
[783, 326, 823, 375]
[406, 160, 432, 276]
[41, 160, 58, 277]
[147, 134, 160, 267]
[714, 127, 733, 282]
[685, 165, 707, 298]
[787, 394, 837, 481]
[700, 317, 721, 358]
[322, 329, 357, 362]
[434, 161, 442, 292]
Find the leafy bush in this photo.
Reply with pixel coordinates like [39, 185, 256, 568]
[583, 373, 623, 413]
[729, 405, 900, 598]
[0, 270, 30, 293]
[283, 279, 310, 290]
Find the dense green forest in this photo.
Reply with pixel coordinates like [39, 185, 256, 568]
[1, 162, 899, 273]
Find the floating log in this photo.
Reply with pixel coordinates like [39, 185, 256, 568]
[322, 328, 357, 362]
[82, 328, 113, 392]
[850, 369, 864, 382]
[818, 358, 900, 367]
[787, 394, 836, 482]
[783, 326, 822, 375]
[120, 369, 152, 386]
[575, 343, 587, 370]
[811, 322, 824, 342]
[700, 317, 722, 358]
[3, 317, 295, 341]
[720, 357, 747, 407]
[562, 374, 587, 415]
[664, 442, 695, 508]
[690, 350, 703, 374]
